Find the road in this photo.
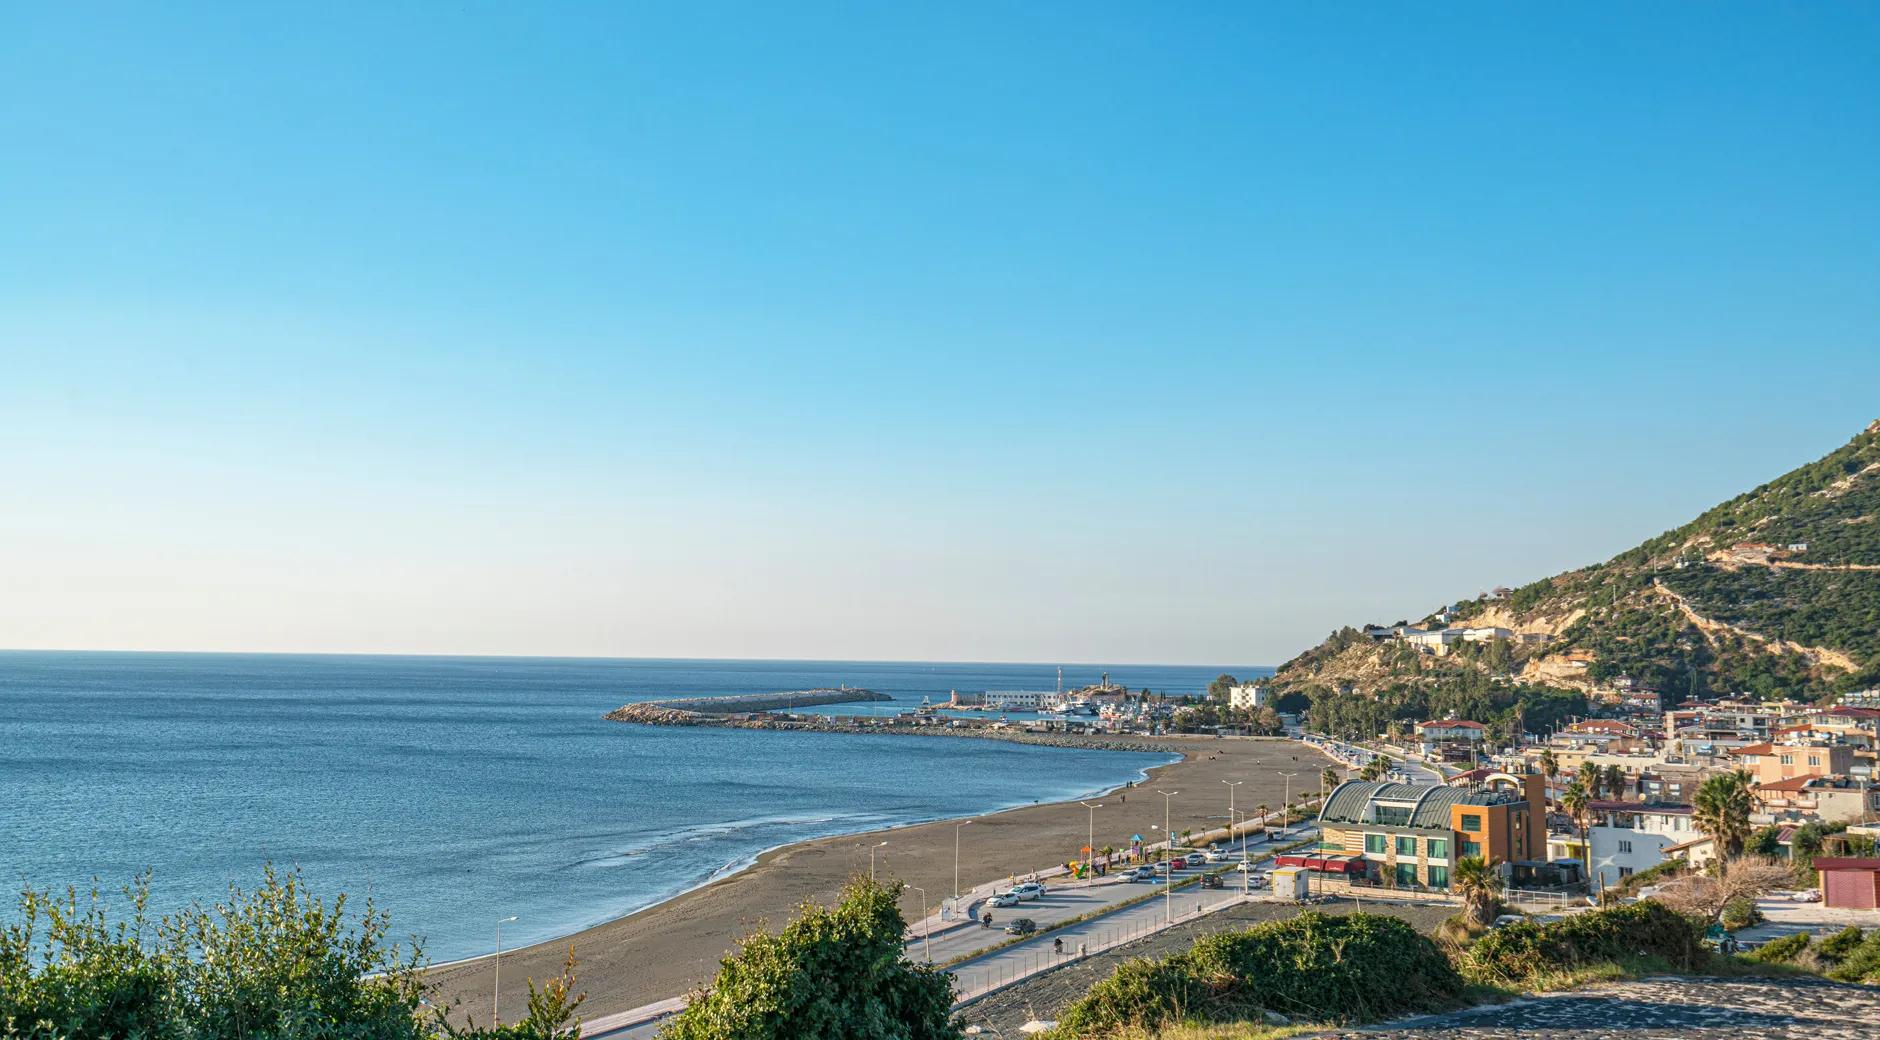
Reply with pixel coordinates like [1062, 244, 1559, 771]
[586, 827, 1313, 1038]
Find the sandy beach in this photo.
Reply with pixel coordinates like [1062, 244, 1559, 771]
[422, 732, 1339, 1023]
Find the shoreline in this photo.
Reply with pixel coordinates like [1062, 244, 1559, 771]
[421, 737, 1178, 973]
[421, 731, 1340, 1022]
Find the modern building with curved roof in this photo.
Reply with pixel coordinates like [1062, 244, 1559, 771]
[1316, 775, 1546, 889]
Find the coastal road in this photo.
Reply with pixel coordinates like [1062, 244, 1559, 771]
[585, 827, 1314, 1039]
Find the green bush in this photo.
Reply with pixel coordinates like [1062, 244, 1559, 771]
[658, 877, 957, 1040]
[1461, 902, 1706, 986]
[1826, 930, 1880, 983]
[1814, 926, 1866, 966]
[1744, 931, 1810, 965]
[1054, 912, 1463, 1037]
[1719, 897, 1763, 931]
[0, 869, 579, 1040]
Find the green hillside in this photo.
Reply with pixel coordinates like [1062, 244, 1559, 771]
[1275, 420, 1880, 726]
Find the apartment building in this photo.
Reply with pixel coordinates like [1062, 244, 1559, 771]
[1317, 775, 1547, 890]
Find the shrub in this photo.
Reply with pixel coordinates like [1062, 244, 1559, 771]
[658, 877, 957, 1040]
[1744, 931, 1810, 965]
[1461, 901, 1706, 986]
[1826, 930, 1880, 984]
[1054, 912, 1463, 1036]
[1814, 926, 1866, 966]
[1719, 897, 1763, 931]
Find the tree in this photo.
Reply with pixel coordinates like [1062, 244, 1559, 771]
[660, 877, 957, 1040]
[1321, 766, 1340, 795]
[1561, 781, 1592, 874]
[1451, 856, 1503, 926]
[1206, 674, 1240, 702]
[1694, 771, 1755, 860]
[1360, 758, 1388, 782]
[1255, 804, 1270, 829]
[1601, 764, 1627, 802]
[1577, 761, 1601, 799]
[1654, 857, 1792, 926]
[1538, 749, 1558, 792]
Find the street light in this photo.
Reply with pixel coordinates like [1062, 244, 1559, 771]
[910, 884, 932, 963]
[1221, 780, 1242, 851]
[954, 820, 973, 901]
[865, 840, 888, 881]
[1159, 790, 1178, 924]
[492, 915, 518, 1027]
[1278, 772, 1299, 835]
[1078, 800, 1102, 881]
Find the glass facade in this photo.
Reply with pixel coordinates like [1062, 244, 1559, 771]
[1366, 833, 1388, 854]
[1395, 835, 1417, 857]
[1395, 862, 1417, 886]
[1427, 864, 1449, 888]
[1427, 837, 1448, 859]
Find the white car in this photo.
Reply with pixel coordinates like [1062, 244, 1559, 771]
[988, 892, 1021, 908]
[1010, 882, 1046, 901]
[1202, 848, 1229, 863]
[1792, 889, 1823, 903]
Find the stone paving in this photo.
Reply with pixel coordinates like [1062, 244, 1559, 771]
[1323, 975, 1880, 1039]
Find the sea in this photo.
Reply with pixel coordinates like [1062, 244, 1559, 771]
[0, 651, 1269, 961]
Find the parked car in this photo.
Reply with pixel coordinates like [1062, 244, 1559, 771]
[1491, 914, 1527, 929]
[1168, 857, 1188, 870]
[1203, 848, 1229, 863]
[1004, 918, 1037, 936]
[1792, 889, 1823, 903]
[989, 892, 1021, 907]
[1011, 882, 1045, 901]
[1200, 874, 1224, 889]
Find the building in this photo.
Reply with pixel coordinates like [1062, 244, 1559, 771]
[980, 690, 1062, 711]
[1316, 775, 1547, 890]
[1814, 858, 1880, 909]
[1585, 802, 1696, 889]
[1228, 683, 1267, 711]
[1730, 740, 1858, 786]
[1403, 628, 1462, 654]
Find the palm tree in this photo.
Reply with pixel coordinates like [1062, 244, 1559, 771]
[1256, 803, 1270, 830]
[1561, 780, 1592, 875]
[1321, 765, 1340, 794]
[1538, 747, 1557, 783]
[1601, 764, 1626, 802]
[1694, 770, 1754, 860]
[1451, 855, 1503, 926]
[1577, 761, 1601, 799]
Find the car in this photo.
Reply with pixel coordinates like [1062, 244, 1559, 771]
[1202, 848, 1229, 863]
[989, 892, 1021, 908]
[1200, 874, 1224, 889]
[1792, 889, 1823, 903]
[1491, 914, 1527, 929]
[1004, 918, 1037, 936]
[1168, 857, 1188, 870]
[1010, 882, 1045, 900]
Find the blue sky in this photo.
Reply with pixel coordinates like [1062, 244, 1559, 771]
[3, 4, 1877, 663]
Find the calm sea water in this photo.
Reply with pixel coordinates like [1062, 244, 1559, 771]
[0, 652, 1266, 960]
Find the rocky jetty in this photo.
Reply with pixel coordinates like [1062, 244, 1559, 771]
[604, 687, 889, 723]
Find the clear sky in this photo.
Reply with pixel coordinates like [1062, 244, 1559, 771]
[3, 4, 1877, 664]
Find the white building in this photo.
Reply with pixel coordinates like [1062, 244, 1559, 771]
[1228, 684, 1267, 711]
[982, 690, 1062, 711]
[1403, 628, 1461, 653]
[1586, 802, 1695, 889]
[1460, 626, 1515, 643]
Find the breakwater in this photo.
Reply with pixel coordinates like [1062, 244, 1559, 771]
[603, 702, 1190, 755]
[603, 687, 890, 723]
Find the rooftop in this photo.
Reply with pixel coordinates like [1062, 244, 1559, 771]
[1319, 779, 1524, 831]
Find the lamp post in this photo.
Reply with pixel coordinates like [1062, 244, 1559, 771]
[1078, 800, 1102, 881]
[909, 884, 933, 962]
[1159, 790, 1178, 924]
[866, 840, 888, 881]
[492, 915, 518, 1027]
[1278, 772, 1299, 835]
[1221, 779, 1242, 850]
[953, 820, 972, 901]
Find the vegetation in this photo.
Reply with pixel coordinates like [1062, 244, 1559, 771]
[0, 867, 580, 1040]
[1271, 422, 1880, 705]
[1458, 902, 1706, 987]
[1051, 913, 1462, 1037]
[1692, 772, 1754, 860]
[1450, 857, 1502, 928]
[659, 877, 956, 1040]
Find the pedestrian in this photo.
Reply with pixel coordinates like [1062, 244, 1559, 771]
[1078, 942, 1087, 957]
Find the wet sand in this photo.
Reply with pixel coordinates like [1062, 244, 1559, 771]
[422, 732, 1338, 1023]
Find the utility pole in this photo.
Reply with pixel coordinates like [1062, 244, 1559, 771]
[953, 820, 973, 902]
[1079, 800, 1102, 880]
[1279, 772, 1299, 835]
[492, 915, 517, 1027]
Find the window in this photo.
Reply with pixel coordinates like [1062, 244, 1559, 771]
[1374, 806, 1413, 826]
[1396, 835, 1417, 857]
[1460, 813, 1483, 831]
[1618, 866, 1634, 879]
[1780, 754, 1794, 765]
[1427, 864, 1448, 888]
[1365, 833, 1388, 854]
[1460, 839, 1482, 858]
[1617, 839, 1633, 854]
[1395, 862, 1417, 887]
[1809, 755, 1822, 767]
[1427, 837, 1448, 859]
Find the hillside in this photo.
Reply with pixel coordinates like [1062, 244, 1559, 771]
[1274, 420, 1880, 721]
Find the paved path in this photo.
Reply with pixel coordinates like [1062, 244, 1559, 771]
[588, 829, 1313, 1038]
[1325, 975, 1880, 1039]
